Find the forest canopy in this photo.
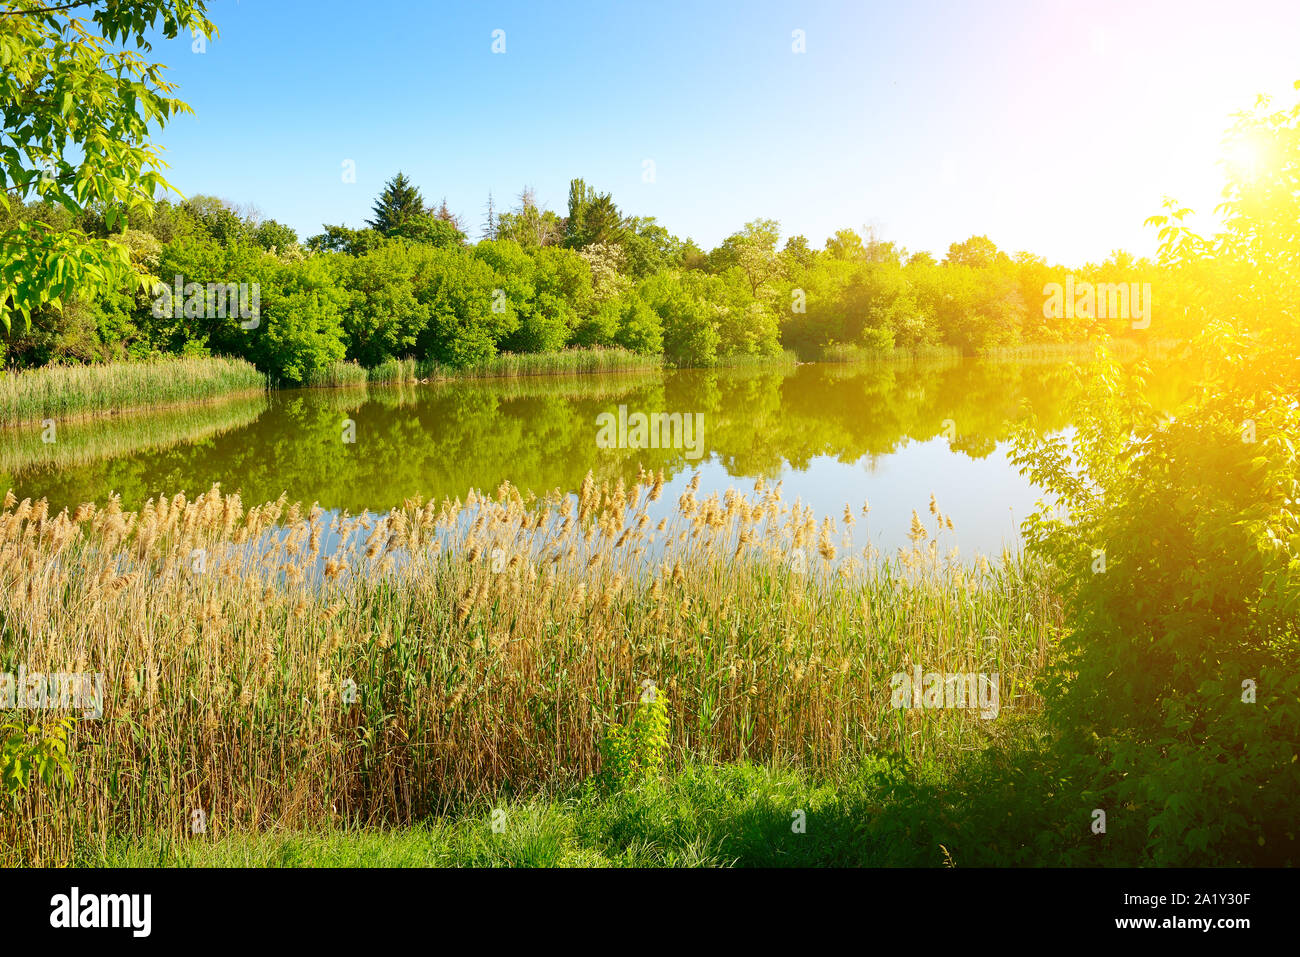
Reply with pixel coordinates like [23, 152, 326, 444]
[0, 172, 1181, 384]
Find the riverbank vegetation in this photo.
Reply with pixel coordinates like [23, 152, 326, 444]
[0, 474, 1059, 866]
[0, 356, 265, 427]
[3, 170, 1188, 388]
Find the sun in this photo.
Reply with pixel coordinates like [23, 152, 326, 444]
[1220, 133, 1271, 182]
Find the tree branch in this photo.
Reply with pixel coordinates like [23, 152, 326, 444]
[0, 1, 100, 16]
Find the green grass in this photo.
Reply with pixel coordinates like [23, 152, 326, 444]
[356, 349, 661, 386]
[0, 356, 267, 426]
[78, 762, 951, 868]
[365, 356, 418, 384]
[82, 747, 1125, 868]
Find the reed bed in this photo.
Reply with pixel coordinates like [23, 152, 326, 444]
[820, 343, 963, 364]
[975, 338, 1186, 363]
[423, 347, 661, 381]
[0, 357, 267, 427]
[710, 350, 799, 369]
[364, 369, 665, 410]
[360, 349, 659, 386]
[366, 357, 418, 385]
[300, 360, 369, 389]
[0, 474, 1059, 865]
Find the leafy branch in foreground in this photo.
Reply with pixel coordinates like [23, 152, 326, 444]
[1, 716, 74, 798]
[0, 0, 216, 331]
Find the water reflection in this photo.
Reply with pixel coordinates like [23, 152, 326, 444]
[0, 358, 1186, 558]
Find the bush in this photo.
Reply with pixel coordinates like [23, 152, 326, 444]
[595, 683, 670, 793]
[1012, 89, 1300, 865]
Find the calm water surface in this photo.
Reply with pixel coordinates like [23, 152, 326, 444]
[2, 358, 1180, 560]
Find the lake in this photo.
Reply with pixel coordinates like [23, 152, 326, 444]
[0, 356, 1180, 561]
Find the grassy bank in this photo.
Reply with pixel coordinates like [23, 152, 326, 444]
[88, 735, 1135, 867]
[428, 346, 661, 380]
[0, 474, 1059, 865]
[295, 349, 663, 389]
[820, 343, 963, 364]
[0, 356, 267, 427]
[975, 338, 1186, 362]
[0, 350, 660, 422]
[301, 359, 370, 388]
[709, 349, 798, 369]
[84, 751, 1112, 868]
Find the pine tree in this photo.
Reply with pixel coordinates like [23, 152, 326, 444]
[367, 172, 424, 236]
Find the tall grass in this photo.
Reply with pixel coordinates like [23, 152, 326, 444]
[365, 357, 418, 385]
[369, 369, 664, 408]
[820, 343, 963, 364]
[975, 337, 1194, 363]
[300, 360, 369, 389]
[0, 475, 1059, 864]
[359, 349, 659, 385]
[423, 347, 660, 381]
[0, 357, 266, 427]
[711, 350, 799, 369]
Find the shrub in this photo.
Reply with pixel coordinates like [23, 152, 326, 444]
[595, 682, 671, 793]
[1012, 89, 1300, 865]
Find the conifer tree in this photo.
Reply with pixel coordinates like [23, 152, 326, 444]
[367, 172, 425, 236]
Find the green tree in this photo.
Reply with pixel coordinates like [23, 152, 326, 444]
[253, 219, 299, 255]
[494, 187, 562, 248]
[641, 271, 718, 367]
[621, 216, 683, 278]
[825, 228, 866, 261]
[334, 240, 432, 365]
[782, 234, 815, 267]
[564, 178, 623, 248]
[415, 246, 516, 366]
[0, 0, 216, 332]
[943, 234, 1004, 268]
[390, 212, 464, 248]
[367, 172, 425, 237]
[715, 218, 782, 297]
[182, 195, 249, 246]
[250, 255, 347, 383]
[612, 291, 663, 355]
[305, 224, 386, 257]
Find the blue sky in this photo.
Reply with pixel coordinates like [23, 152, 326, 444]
[148, 0, 1300, 263]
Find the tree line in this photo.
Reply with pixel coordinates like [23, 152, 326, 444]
[1, 172, 1190, 384]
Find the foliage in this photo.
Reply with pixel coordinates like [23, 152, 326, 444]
[367, 172, 424, 236]
[0, 0, 215, 332]
[565, 178, 624, 248]
[1, 717, 74, 798]
[5, 156, 1191, 378]
[595, 683, 671, 793]
[1011, 84, 1300, 865]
